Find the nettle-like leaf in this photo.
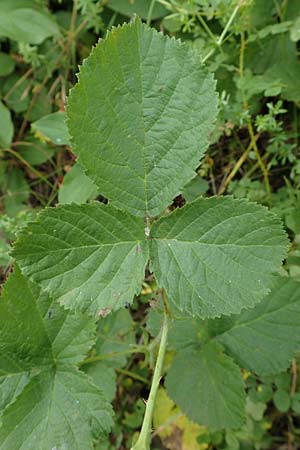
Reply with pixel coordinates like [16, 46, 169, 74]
[13, 203, 149, 314]
[0, 267, 113, 450]
[67, 17, 218, 218]
[209, 276, 300, 375]
[13, 18, 288, 320]
[150, 196, 288, 317]
[13, 197, 287, 317]
[165, 342, 246, 429]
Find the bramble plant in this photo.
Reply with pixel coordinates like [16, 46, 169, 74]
[1, 16, 300, 450]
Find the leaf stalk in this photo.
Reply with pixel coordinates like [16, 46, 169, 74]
[131, 296, 169, 450]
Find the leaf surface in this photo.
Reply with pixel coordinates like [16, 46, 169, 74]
[12, 203, 149, 314]
[0, 267, 112, 449]
[165, 342, 246, 429]
[150, 196, 288, 317]
[0, 369, 112, 450]
[32, 111, 70, 146]
[210, 276, 300, 375]
[58, 162, 98, 204]
[107, 0, 167, 20]
[0, 101, 13, 149]
[67, 17, 217, 217]
[0, 6, 60, 44]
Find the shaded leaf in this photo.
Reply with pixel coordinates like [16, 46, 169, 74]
[0, 52, 15, 77]
[32, 111, 70, 145]
[166, 342, 246, 429]
[0, 101, 13, 149]
[2, 75, 30, 113]
[17, 137, 56, 166]
[107, 0, 167, 20]
[210, 277, 300, 375]
[95, 309, 135, 368]
[59, 162, 98, 204]
[0, 5, 59, 44]
[3, 168, 29, 216]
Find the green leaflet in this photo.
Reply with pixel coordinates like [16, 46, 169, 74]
[67, 17, 218, 218]
[0, 52, 15, 77]
[0, 101, 14, 149]
[0, 267, 113, 450]
[209, 276, 300, 375]
[106, 0, 167, 20]
[13, 196, 288, 318]
[154, 276, 300, 429]
[32, 111, 70, 146]
[12, 202, 149, 315]
[3, 168, 29, 216]
[0, 369, 112, 450]
[0, 2, 60, 44]
[165, 342, 246, 429]
[84, 309, 135, 402]
[58, 162, 99, 204]
[150, 276, 300, 376]
[95, 309, 135, 368]
[150, 196, 288, 317]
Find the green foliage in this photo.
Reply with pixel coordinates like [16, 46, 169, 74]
[0, 267, 113, 449]
[1, 1, 300, 449]
[0, 101, 13, 148]
[211, 277, 300, 375]
[166, 342, 246, 429]
[32, 112, 70, 146]
[13, 202, 149, 314]
[58, 162, 98, 204]
[150, 196, 287, 317]
[0, 1, 60, 44]
[67, 18, 218, 217]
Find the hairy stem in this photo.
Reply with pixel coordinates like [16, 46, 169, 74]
[131, 303, 169, 450]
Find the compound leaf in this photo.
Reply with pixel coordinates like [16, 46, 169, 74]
[150, 196, 288, 318]
[67, 17, 217, 218]
[210, 276, 300, 375]
[0, 267, 112, 450]
[165, 342, 246, 429]
[12, 203, 149, 315]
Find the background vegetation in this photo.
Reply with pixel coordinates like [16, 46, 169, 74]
[0, 0, 300, 448]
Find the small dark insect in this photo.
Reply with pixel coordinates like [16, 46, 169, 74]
[124, 302, 130, 309]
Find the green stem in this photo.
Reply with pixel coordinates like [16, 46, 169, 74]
[80, 347, 145, 366]
[116, 368, 150, 385]
[196, 12, 217, 44]
[131, 310, 169, 450]
[202, 2, 241, 63]
[247, 120, 271, 202]
[1, 148, 54, 189]
[147, 0, 156, 26]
